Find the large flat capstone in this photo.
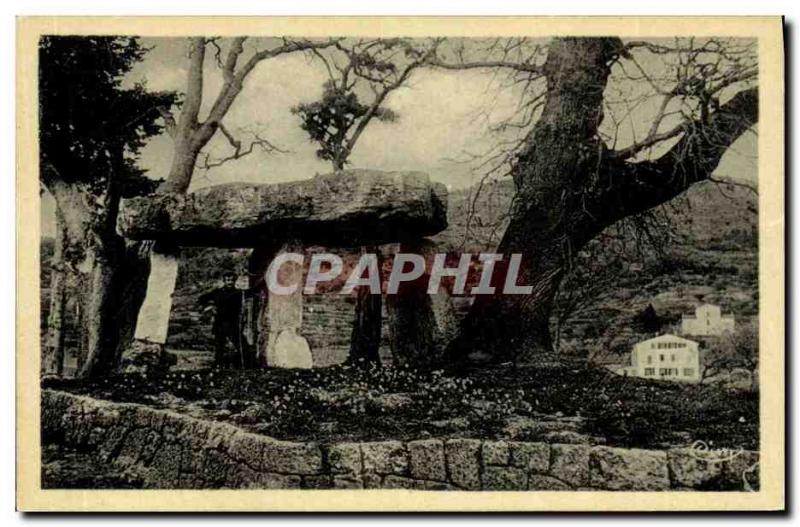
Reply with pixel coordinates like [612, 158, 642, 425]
[117, 170, 448, 247]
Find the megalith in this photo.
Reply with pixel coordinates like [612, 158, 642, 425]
[385, 238, 459, 367]
[264, 241, 313, 368]
[116, 169, 449, 370]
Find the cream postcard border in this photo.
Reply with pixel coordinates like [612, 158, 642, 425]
[16, 16, 785, 512]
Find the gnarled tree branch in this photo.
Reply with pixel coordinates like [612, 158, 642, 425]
[598, 87, 758, 221]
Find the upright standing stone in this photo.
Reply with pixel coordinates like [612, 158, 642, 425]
[134, 249, 180, 343]
[266, 243, 312, 368]
[386, 239, 458, 366]
[119, 245, 180, 373]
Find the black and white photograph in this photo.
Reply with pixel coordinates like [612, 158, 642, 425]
[14, 15, 785, 512]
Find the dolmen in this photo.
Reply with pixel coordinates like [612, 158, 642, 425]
[116, 169, 450, 371]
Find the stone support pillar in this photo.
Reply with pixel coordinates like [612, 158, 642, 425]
[118, 244, 180, 373]
[265, 243, 313, 368]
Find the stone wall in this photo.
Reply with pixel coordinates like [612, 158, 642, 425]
[42, 390, 759, 491]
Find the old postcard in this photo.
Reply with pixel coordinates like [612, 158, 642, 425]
[16, 16, 784, 511]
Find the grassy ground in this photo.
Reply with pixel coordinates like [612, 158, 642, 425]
[43, 363, 758, 450]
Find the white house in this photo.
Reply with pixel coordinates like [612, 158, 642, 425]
[681, 304, 735, 336]
[616, 334, 701, 383]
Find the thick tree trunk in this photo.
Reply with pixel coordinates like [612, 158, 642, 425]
[76, 245, 123, 376]
[159, 135, 202, 194]
[446, 219, 579, 365]
[46, 180, 93, 375]
[448, 38, 619, 366]
[42, 207, 68, 375]
[44, 170, 155, 378]
[111, 242, 152, 363]
[448, 37, 758, 367]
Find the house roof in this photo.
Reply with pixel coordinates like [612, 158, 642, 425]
[636, 333, 698, 346]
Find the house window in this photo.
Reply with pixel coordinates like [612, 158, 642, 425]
[660, 354, 664, 362]
[683, 368, 694, 377]
[647, 356, 653, 364]
[644, 368, 655, 376]
[671, 354, 675, 362]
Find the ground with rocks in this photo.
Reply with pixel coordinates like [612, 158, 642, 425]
[43, 363, 757, 450]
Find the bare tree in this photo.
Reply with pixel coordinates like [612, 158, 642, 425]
[158, 37, 340, 192]
[122, 37, 340, 373]
[430, 37, 757, 366]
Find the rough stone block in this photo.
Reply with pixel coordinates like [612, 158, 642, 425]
[117, 428, 154, 465]
[363, 473, 383, 489]
[149, 442, 183, 485]
[228, 464, 261, 488]
[261, 439, 322, 475]
[445, 439, 482, 490]
[256, 473, 302, 489]
[118, 170, 449, 247]
[589, 446, 669, 490]
[327, 443, 362, 474]
[200, 449, 234, 487]
[728, 450, 760, 491]
[382, 475, 417, 489]
[509, 442, 550, 473]
[361, 441, 408, 475]
[137, 429, 163, 464]
[668, 448, 759, 491]
[482, 466, 528, 490]
[550, 444, 590, 487]
[99, 425, 129, 461]
[332, 475, 363, 489]
[482, 441, 510, 465]
[408, 439, 446, 481]
[527, 474, 573, 490]
[302, 475, 334, 489]
[227, 431, 265, 465]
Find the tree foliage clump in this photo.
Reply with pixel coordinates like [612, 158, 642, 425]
[292, 38, 439, 170]
[39, 36, 176, 195]
[292, 81, 397, 167]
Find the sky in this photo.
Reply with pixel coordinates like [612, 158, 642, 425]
[40, 37, 757, 237]
[128, 37, 529, 191]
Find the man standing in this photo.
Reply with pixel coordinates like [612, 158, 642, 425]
[199, 272, 245, 367]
